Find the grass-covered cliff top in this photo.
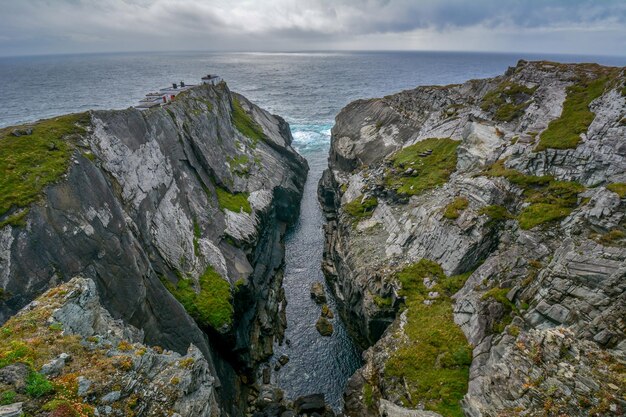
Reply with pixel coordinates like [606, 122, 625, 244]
[0, 113, 90, 224]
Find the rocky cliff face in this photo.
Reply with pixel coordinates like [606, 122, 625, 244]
[0, 82, 307, 415]
[319, 61, 625, 416]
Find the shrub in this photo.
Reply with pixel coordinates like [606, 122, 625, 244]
[26, 371, 54, 398]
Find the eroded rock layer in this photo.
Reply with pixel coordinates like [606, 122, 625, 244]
[319, 61, 625, 416]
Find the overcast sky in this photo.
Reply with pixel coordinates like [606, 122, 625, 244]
[1, 0, 625, 57]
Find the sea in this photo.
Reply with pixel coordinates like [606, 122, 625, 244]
[1, 51, 624, 409]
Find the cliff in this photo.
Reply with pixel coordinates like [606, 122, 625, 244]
[0, 82, 308, 416]
[319, 61, 625, 416]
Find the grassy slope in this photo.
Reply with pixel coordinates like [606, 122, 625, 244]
[387, 138, 460, 196]
[384, 260, 472, 417]
[0, 113, 89, 220]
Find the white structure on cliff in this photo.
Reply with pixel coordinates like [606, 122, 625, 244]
[136, 75, 221, 110]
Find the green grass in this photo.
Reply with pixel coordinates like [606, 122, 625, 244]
[481, 82, 537, 122]
[518, 203, 573, 230]
[363, 383, 374, 408]
[0, 209, 29, 229]
[536, 76, 609, 151]
[25, 371, 55, 398]
[161, 266, 233, 330]
[485, 160, 584, 229]
[228, 154, 251, 177]
[384, 260, 472, 417]
[231, 97, 267, 145]
[0, 113, 89, 219]
[443, 197, 469, 220]
[215, 186, 252, 214]
[478, 205, 514, 225]
[373, 295, 392, 308]
[343, 197, 378, 220]
[606, 183, 626, 198]
[387, 138, 460, 196]
[0, 390, 16, 405]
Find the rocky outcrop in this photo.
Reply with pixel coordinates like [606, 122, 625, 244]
[319, 61, 625, 416]
[0, 82, 307, 415]
[0, 277, 220, 417]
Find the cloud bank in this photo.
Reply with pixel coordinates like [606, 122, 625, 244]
[0, 0, 624, 56]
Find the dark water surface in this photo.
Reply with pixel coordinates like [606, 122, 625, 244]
[2, 50, 624, 408]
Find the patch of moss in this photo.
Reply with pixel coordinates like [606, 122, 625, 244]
[0, 113, 89, 218]
[387, 138, 460, 196]
[193, 218, 201, 257]
[0, 390, 16, 405]
[363, 383, 374, 408]
[536, 76, 609, 151]
[231, 97, 266, 145]
[482, 287, 518, 333]
[478, 205, 513, 225]
[606, 183, 626, 198]
[373, 295, 392, 308]
[0, 209, 29, 229]
[443, 197, 469, 220]
[161, 266, 233, 330]
[228, 154, 251, 177]
[385, 260, 472, 417]
[592, 229, 626, 246]
[343, 197, 378, 220]
[481, 82, 537, 122]
[518, 203, 572, 230]
[485, 160, 584, 229]
[215, 186, 251, 214]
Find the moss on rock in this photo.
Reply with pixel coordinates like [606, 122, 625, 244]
[386, 138, 460, 196]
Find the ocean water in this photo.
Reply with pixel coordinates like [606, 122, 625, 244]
[1, 51, 625, 408]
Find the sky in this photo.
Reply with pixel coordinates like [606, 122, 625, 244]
[0, 0, 625, 57]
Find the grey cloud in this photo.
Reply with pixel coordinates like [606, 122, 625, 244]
[0, 0, 624, 56]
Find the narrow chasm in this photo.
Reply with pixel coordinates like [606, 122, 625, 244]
[265, 129, 363, 410]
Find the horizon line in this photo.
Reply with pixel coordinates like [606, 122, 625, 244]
[1, 48, 625, 61]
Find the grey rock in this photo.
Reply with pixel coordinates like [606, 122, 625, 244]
[100, 390, 121, 404]
[77, 376, 92, 396]
[0, 403, 22, 417]
[0, 363, 29, 392]
[310, 281, 327, 304]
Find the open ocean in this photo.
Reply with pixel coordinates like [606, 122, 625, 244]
[1, 51, 624, 408]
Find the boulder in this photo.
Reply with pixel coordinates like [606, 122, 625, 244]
[310, 282, 327, 304]
[294, 394, 326, 413]
[315, 316, 334, 336]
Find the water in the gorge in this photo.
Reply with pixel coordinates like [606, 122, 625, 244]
[2, 50, 625, 408]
